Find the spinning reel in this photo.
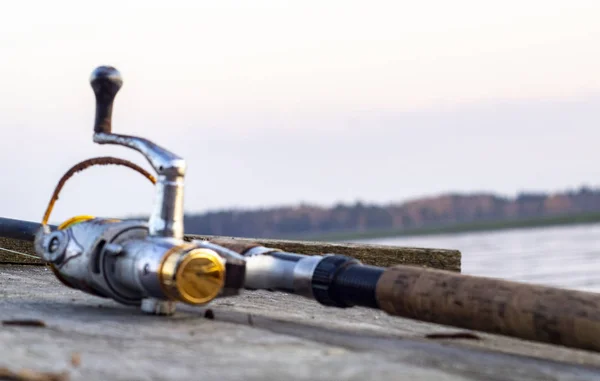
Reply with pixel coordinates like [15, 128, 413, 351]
[34, 66, 246, 315]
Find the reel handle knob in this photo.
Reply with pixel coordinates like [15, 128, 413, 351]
[90, 66, 123, 134]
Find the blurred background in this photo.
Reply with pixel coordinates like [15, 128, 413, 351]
[1, 0, 600, 290]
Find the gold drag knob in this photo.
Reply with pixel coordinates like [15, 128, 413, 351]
[159, 247, 225, 305]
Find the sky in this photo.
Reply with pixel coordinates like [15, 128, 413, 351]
[1, 0, 600, 223]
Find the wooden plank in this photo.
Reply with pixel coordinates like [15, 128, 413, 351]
[185, 234, 461, 271]
[0, 237, 39, 264]
[0, 233, 461, 271]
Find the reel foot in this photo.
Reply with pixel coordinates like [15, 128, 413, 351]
[141, 298, 177, 316]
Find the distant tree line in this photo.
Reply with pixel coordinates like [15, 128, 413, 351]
[174, 186, 600, 239]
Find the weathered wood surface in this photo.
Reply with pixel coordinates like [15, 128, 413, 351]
[1, 265, 600, 381]
[0, 237, 40, 264]
[185, 234, 461, 271]
[0, 234, 461, 271]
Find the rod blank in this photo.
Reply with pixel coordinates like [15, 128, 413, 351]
[0, 217, 54, 241]
[212, 237, 600, 353]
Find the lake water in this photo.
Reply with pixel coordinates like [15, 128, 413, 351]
[356, 222, 600, 292]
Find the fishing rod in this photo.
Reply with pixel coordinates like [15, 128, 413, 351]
[2, 66, 600, 353]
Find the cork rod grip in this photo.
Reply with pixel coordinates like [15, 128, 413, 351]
[376, 265, 600, 352]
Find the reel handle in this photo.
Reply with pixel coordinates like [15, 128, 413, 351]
[90, 66, 123, 134]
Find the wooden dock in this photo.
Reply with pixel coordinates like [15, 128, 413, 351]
[1, 265, 600, 381]
[3, 233, 600, 380]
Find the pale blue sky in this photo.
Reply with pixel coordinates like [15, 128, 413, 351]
[1, 0, 600, 223]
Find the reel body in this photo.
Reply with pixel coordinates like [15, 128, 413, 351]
[32, 66, 241, 315]
[35, 217, 227, 314]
